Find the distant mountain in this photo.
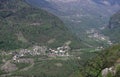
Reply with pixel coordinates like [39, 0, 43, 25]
[46, 0, 120, 6]
[44, 0, 120, 15]
[45, 0, 78, 3]
[0, 0, 83, 50]
[26, 0, 120, 47]
[26, 0, 120, 28]
[26, 0, 55, 9]
[93, 0, 120, 6]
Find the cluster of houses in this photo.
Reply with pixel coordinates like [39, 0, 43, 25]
[12, 46, 47, 61]
[86, 28, 113, 45]
[48, 45, 70, 56]
[86, 28, 108, 41]
[12, 45, 71, 62]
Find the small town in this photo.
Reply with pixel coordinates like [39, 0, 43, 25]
[86, 28, 113, 45]
[0, 45, 71, 74]
[0, 45, 71, 63]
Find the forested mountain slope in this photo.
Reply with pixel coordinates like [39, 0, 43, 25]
[103, 11, 120, 44]
[0, 0, 82, 50]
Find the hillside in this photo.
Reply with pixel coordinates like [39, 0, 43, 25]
[93, 0, 120, 6]
[74, 44, 120, 77]
[103, 11, 120, 44]
[0, 0, 120, 77]
[0, 0, 83, 50]
[55, 43, 120, 77]
[26, 0, 120, 48]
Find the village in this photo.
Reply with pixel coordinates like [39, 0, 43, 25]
[0, 45, 71, 73]
[86, 28, 113, 45]
[0, 45, 71, 63]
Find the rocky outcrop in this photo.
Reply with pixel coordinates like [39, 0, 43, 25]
[102, 66, 116, 77]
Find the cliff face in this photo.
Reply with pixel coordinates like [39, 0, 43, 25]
[108, 11, 120, 29]
[103, 11, 120, 43]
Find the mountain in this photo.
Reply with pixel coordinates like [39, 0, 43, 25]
[93, 0, 120, 6]
[0, 0, 120, 77]
[26, 0, 120, 47]
[26, 0, 56, 10]
[27, 0, 120, 15]
[103, 11, 120, 43]
[0, 0, 83, 50]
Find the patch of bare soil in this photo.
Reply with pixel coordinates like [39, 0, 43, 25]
[1, 60, 18, 72]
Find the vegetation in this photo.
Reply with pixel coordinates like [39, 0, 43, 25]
[0, 69, 6, 75]
[0, 0, 84, 51]
[115, 65, 120, 77]
[14, 62, 30, 70]
[0, 0, 120, 77]
[12, 59, 80, 77]
[80, 44, 120, 77]
[0, 45, 119, 77]
[103, 11, 120, 44]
